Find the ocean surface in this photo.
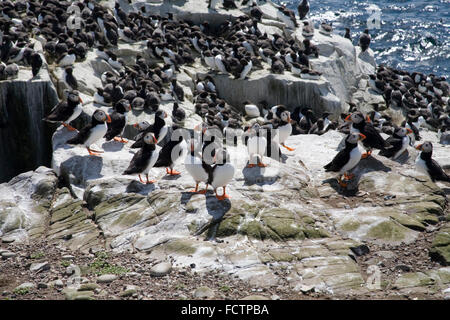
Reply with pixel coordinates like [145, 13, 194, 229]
[277, 0, 450, 79]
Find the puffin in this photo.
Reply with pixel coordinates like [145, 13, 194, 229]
[30, 51, 43, 77]
[297, 0, 310, 20]
[104, 99, 131, 143]
[324, 132, 367, 187]
[172, 102, 186, 123]
[43, 90, 83, 131]
[359, 29, 371, 52]
[185, 139, 213, 194]
[123, 132, 160, 184]
[66, 109, 112, 156]
[378, 127, 413, 160]
[271, 106, 295, 151]
[131, 109, 168, 148]
[63, 66, 78, 91]
[246, 122, 268, 167]
[415, 142, 450, 183]
[346, 111, 392, 158]
[209, 149, 235, 200]
[154, 125, 188, 176]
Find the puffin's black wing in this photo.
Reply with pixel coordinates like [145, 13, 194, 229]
[131, 124, 156, 148]
[123, 149, 150, 175]
[66, 123, 94, 145]
[427, 159, 450, 182]
[378, 137, 402, 158]
[154, 139, 179, 167]
[104, 111, 125, 140]
[44, 102, 73, 122]
[324, 148, 351, 172]
[362, 122, 391, 150]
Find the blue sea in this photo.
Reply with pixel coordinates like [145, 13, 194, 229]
[278, 0, 450, 79]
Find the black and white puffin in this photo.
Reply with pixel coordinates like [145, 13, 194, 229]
[130, 109, 168, 148]
[324, 132, 366, 187]
[415, 142, 450, 183]
[123, 132, 160, 184]
[346, 111, 392, 158]
[104, 99, 131, 143]
[209, 149, 235, 200]
[43, 90, 83, 131]
[154, 125, 188, 176]
[66, 109, 112, 156]
[271, 106, 295, 151]
[378, 127, 413, 160]
[246, 122, 268, 167]
[185, 139, 213, 194]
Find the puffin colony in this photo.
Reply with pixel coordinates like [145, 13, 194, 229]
[1, 0, 449, 202]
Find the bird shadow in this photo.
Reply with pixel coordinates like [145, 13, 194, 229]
[242, 163, 279, 186]
[102, 140, 125, 152]
[161, 173, 182, 181]
[197, 192, 232, 242]
[322, 155, 392, 196]
[60, 155, 104, 181]
[125, 179, 156, 195]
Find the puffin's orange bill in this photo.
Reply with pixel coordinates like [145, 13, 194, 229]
[366, 116, 372, 123]
[415, 144, 422, 150]
[79, 97, 83, 103]
[153, 136, 158, 144]
[345, 114, 352, 122]
[359, 133, 366, 140]
[106, 115, 112, 123]
[133, 123, 139, 128]
[406, 128, 413, 134]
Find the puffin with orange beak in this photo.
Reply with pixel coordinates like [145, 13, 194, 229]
[324, 132, 366, 187]
[345, 111, 392, 158]
[123, 132, 160, 184]
[130, 109, 169, 148]
[271, 105, 295, 151]
[43, 90, 83, 132]
[415, 142, 450, 183]
[379, 127, 413, 160]
[66, 109, 111, 156]
[104, 99, 131, 143]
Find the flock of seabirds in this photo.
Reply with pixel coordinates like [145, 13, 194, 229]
[0, 0, 449, 200]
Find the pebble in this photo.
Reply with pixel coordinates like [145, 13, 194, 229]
[30, 262, 50, 272]
[97, 274, 118, 283]
[15, 282, 36, 291]
[78, 283, 100, 291]
[120, 285, 140, 297]
[375, 250, 396, 259]
[38, 282, 48, 289]
[1, 236, 15, 243]
[240, 295, 270, 300]
[61, 255, 75, 260]
[54, 280, 64, 288]
[350, 245, 370, 256]
[1, 251, 17, 259]
[125, 272, 141, 278]
[193, 286, 215, 299]
[271, 295, 281, 300]
[149, 262, 172, 277]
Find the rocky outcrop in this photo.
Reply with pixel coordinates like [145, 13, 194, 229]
[0, 69, 59, 183]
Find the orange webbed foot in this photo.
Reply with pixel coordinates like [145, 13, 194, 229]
[257, 162, 267, 167]
[282, 144, 295, 151]
[246, 163, 257, 168]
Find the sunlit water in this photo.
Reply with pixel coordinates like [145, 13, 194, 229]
[277, 0, 450, 78]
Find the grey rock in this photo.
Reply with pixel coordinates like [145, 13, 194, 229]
[350, 245, 370, 257]
[149, 262, 172, 277]
[193, 286, 215, 299]
[37, 282, 48, 289]
[78, 283, 100, 291]
[30, 262, 50, 272]
[240, 295, 270, 300]
[15, 282, 36, 291]
[1, 251, 16, 259]
[97, 274, 118, 283]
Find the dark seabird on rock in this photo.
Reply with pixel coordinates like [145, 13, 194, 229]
[359, 29, 371, 52]
[104, 99, 131, 143]
[344, 28, 351, 41]
[172, 102, 186, 123]
[30, 51, 43, 77]
[297, 0, 310, 20]
[43, 90, 83, 131]
[379, 126, 413, 160]
[63, 66, 78, 91]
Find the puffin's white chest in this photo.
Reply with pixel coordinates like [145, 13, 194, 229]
[275, 123, 292, 144]
[185, 155, 209, 183]
[211, 164, 235, 189]
[85, 122, 107, 147]
[415, 155, 429, 177]
[340, 145, 362, 174]
[248, 135, 267, 158]
[67, 103, 83, 123]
